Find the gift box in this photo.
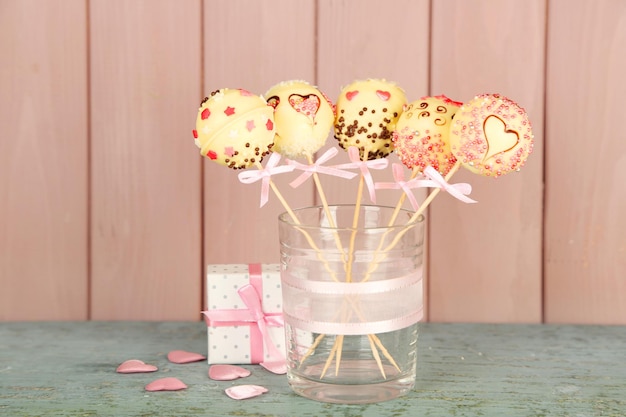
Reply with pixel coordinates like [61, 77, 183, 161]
[202, 263, 285, 365]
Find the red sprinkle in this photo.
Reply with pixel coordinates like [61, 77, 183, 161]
[224, 106, 235, 116]
[266, 119, 274, 130]
[192, 129, 198, 138]
[207, 150, 217, 160]
[201, 108, 210, 119]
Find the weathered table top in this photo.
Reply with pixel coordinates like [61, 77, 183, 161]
[1, 322, 624, 417]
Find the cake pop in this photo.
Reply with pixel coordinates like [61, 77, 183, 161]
[264, 80, 335, 158]
[334, 79, 407, 160]
[449, 93, 533, 178]
[393, 95, 462, 176]
[193, 88, 275, 169]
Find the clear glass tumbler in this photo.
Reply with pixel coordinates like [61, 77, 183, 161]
[278, 205, 424, 404]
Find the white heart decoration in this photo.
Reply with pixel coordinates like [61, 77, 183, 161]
[482, 115, 519, 161]
[225, 384, 268, 400]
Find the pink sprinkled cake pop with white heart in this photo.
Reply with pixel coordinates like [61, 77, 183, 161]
[449, 93, 534, 178]
[334, 79, 407, 160]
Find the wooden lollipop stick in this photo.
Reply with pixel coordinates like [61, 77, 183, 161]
[409, 161, 461, 222]
[375, 160, 463, 272]
[386, 166, 420, 227]
[358, 165, 420, 283]
[298, 333, 325, 369]
[307, 154, 347, 261]
[318, 276, 391, 380]
[371, 334, 401, 372]
[368, 334, 386, 379]
[261, 161, 394, 379]
[268, 180, 299, 223]
[321, 163, 464, 379]
[324, 175, 363, 375]
[334, 334, 345, 376]
[307, 154, 335, 225]
[346, 175, 365, 282]
[255, 160, 343, 283]
[359, 161, 462, 286]
[320, 336, 342, 379]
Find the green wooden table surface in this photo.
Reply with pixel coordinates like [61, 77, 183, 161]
[1, 322, 624, 417]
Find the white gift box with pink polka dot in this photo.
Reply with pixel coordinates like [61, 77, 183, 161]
[204, 264, 285, 365]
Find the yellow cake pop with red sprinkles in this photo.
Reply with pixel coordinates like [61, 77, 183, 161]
[393, 95, 462, 176]
[193, 88, 275, 169]
[449, 93, 533, 178]
[334, 79, 407, 160]
[264, 80, 335, 159]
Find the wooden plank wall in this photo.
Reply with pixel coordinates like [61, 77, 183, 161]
[1, 0, 624, 324]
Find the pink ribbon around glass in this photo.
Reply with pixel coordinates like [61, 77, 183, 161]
[237, 153, 295, 207]
[281, 268, 424, 335]
[332, 146, 389, 203]
[202, 264, 285, 366]
[286, 148, 358, 188]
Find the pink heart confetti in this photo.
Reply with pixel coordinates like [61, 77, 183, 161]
[167, 350, 206, 364]
[260, 360, 287, 375]
[116, 359, 158, 374]
[145, 377, 188, 392]
[345, 90, 359, 101]
[376, 90, 391, 101]
[225, 384, 268, 400]
[208, 364, 251, 381]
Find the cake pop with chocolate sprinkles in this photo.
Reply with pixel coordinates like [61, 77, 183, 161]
[334, 79, 407, 160]
[193, 88, 275, 169]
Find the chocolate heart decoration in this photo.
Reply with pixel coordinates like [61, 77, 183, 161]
[288, 94, 320, 117]
[376, 90, 391, 101]
[482, 115, 519, 161]
[345, 90, 359, 101]
[145, 377, 188, 392]
[116, 359, 158, 374]
[167, 350, 206, 364]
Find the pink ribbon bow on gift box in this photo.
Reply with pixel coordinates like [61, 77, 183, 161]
[202, 282, 285, 366]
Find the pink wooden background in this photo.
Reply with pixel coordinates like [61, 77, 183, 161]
[1, 0, 625, 324]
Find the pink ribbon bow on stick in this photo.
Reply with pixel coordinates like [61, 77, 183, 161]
[374, 163, 435, 211]
[286, 148, 358, 188]
[333, 147, 389, 203]
[202, 284, 285, 365]
[237, 152, 295, 207]
[423, 166, 477, 204]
